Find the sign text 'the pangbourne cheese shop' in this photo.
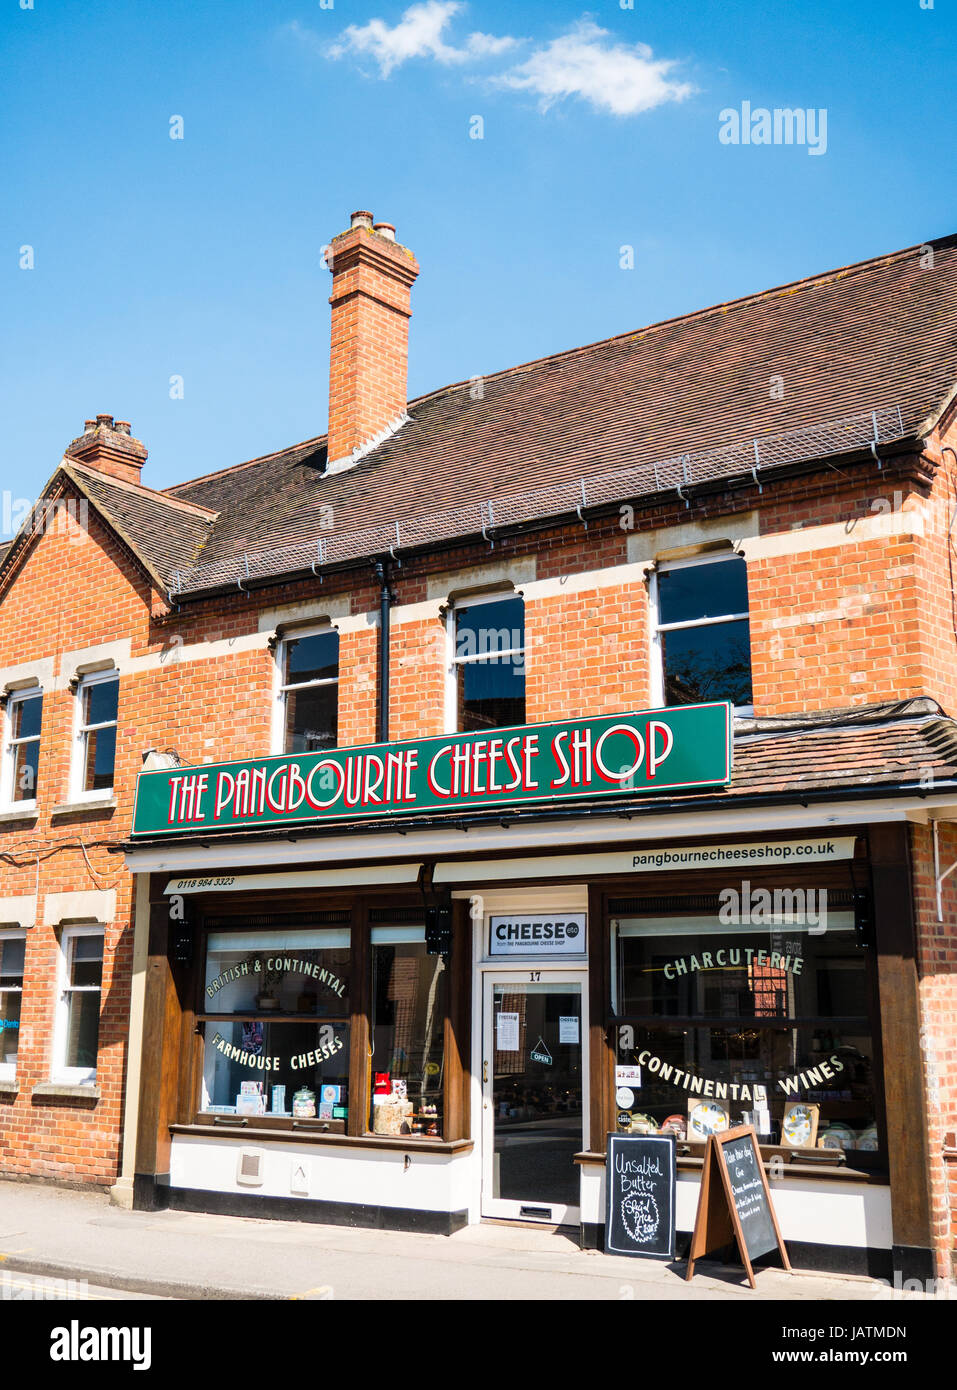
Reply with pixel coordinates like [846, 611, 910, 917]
[131, 702, 732, 837]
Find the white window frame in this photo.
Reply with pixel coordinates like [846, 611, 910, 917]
[0, 927, 26, 1082]
[271, 625, 340, 756]
[649, 552, 754, 715]
[1, 684, 42, 811]
[71, 670, 119, 802]
[52, 924, 104, 1085]
[444, 589, 526, 734]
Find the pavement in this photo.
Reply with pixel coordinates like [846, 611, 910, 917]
[0, 1180, 937, 1301]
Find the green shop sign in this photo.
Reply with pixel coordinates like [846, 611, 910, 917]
[131, 702, 732, 838]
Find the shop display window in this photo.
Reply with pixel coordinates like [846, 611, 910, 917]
[369, 927, 446, 1137]
[199, 928, 351, 1120]
[611, 902, 883, 1161]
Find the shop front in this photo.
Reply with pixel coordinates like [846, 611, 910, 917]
[119, 706, 942, 1279]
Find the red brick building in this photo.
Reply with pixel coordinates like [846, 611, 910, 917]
[3, 213, 957, 1280]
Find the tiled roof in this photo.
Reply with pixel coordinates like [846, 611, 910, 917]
[66, 463, 216, 584]
[0, 463, 217, 593]
[728, 700, 957, 798]
[162, 233, 957, 591]
[5, 234, 957, 599]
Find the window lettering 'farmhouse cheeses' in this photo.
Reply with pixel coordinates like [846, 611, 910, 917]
[132, 703, 732, 836]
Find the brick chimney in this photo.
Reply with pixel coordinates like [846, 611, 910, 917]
[326, 210, 419, 468]
[65, 415, 148, 486]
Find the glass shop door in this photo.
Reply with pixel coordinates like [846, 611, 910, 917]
[481, 973, 586, 1225]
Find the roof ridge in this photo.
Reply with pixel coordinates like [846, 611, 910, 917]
[69, 461, 220, 519]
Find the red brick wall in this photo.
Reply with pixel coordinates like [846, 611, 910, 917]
[909, 821, 957, 1277]
[0, 502, 144, 1185]
[525, 582, 650, 722]
[748, 531, 922, 715]
[911, 419, 957, 719]
[390, 614, 445, 741]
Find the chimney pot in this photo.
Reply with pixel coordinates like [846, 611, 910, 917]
[350, 210, 374, 230]
[373, 222, 396, 242]
[65, 415, 147, 486]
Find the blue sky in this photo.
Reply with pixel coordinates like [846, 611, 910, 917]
[2, 0, 955, 513]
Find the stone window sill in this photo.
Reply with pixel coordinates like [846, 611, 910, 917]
[32, 1082, 100, 1103]
[0, 1080, 19, 1097]
[51, 798, 116, 817]
[0, 808, 39, 826]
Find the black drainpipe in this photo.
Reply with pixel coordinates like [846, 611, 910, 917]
[375, 559, 392, 742]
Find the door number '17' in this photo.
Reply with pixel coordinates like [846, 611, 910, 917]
[529, 971, 540, 981]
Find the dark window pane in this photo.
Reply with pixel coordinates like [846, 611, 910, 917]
[370, 942, 446, 1136]
[0, 937, 25, 983]
[204, 939, 351, 1015]
[458, 658, 525, 731]
[285, 633, 339, 686]
[455, 596, 524, 662]
[65, 991, 100, 1070]
[83, 679, 119, 726]
[84, 725, 117, 791]
[285, 684, 338, 753]
[658, 558, 749, 626]
[662, 618, 752, 706]
[12, 694, 42, 740]
[0, 991, 20, 1066]
[12, 739, 39, 801]
[70, 936, 103, 989]
[615, 917, 866, 1021]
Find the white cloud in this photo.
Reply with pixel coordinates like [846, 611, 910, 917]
[465, 31, 517, 60]
[325, 1, 515, 78]
[308, 8, 691, 119]
[497, 19, 693, 117]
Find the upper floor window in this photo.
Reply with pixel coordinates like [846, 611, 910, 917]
[74, 672, 119, 798]
[0, 930, 25, 1081]
[651, 555, 752, 711]
[448, 592, 526, 732]
[2, 687, 42, 807]
[280, 630, 339, 754]
[54, 925, 104, 1085]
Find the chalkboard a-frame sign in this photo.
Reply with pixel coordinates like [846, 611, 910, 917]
[685, 1125, 791, 1289]
[605, 1133, 677, 1259]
